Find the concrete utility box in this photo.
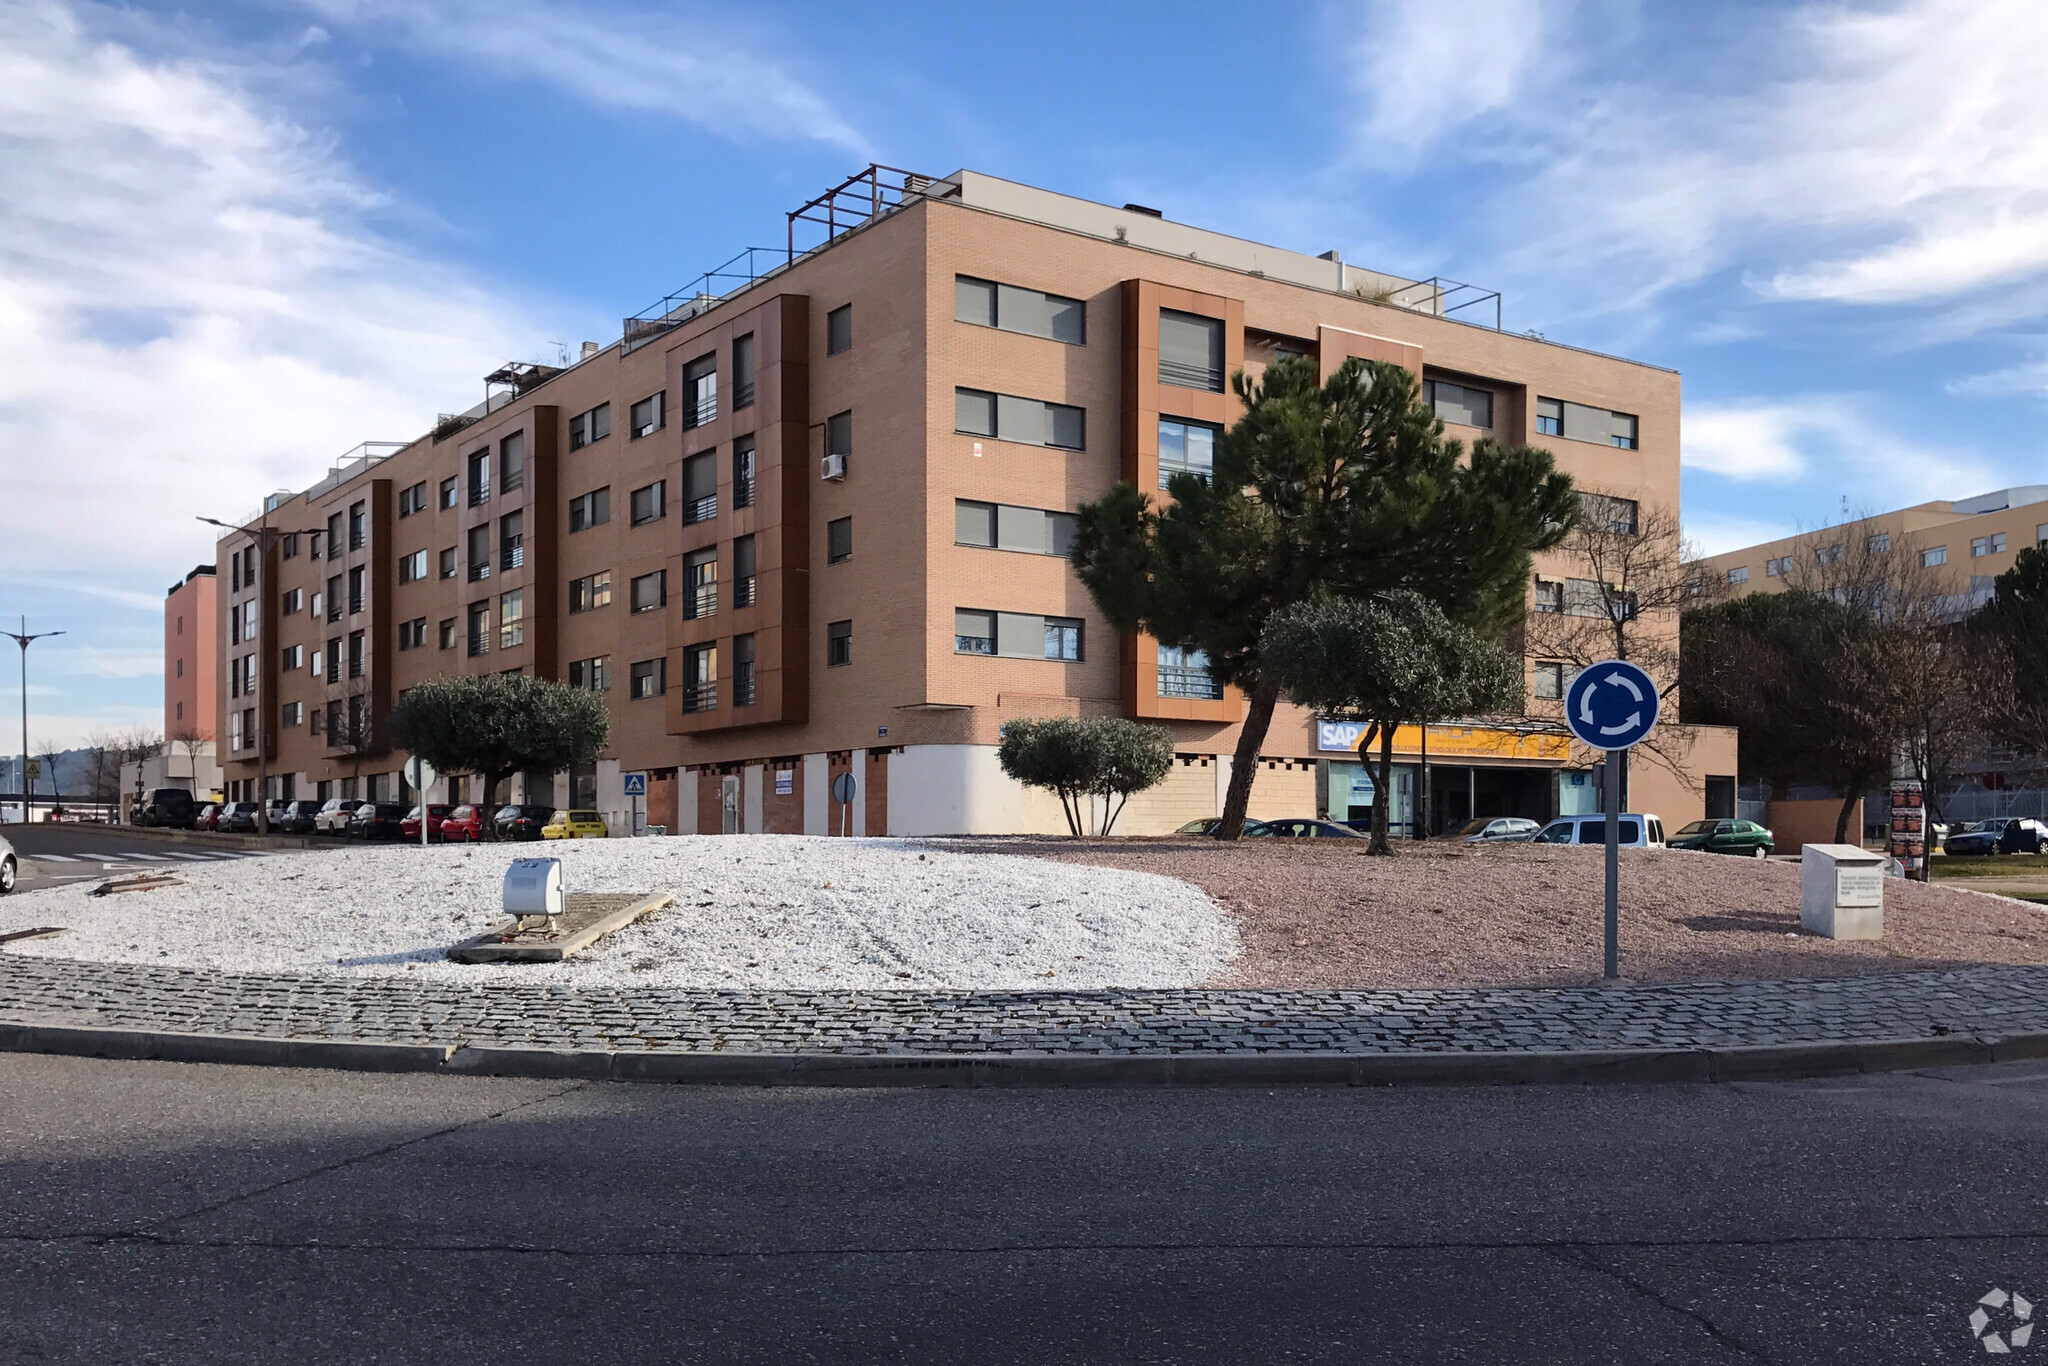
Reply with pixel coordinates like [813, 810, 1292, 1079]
[504, 858, 566, 928]
[1800, 844, 1885, 940]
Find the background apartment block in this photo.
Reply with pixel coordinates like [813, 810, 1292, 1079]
[212, 168, 1733, 835]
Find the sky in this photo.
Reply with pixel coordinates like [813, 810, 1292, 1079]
[3, 0, 2045, 747]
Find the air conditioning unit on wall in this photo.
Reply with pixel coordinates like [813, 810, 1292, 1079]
[820, 453, 847, 481]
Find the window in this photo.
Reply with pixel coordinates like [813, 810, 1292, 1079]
[1425, 378, 1494, 429]
[439, 476, 458, 510]
[826, 410, 852, 459]
[1533, 578, 1563, 613]
[954, 608, 994, 655]
[1815, 543, 1843, 566]
[734, 534, 756, 608]
[438, 618, 456, 650]
[467, 448, 490, 506]
[1533, 661, 1565, 701]
[630, 657, 665, 699]
[499, 511, 524, 571]
[827, 619, 852, 667]
[630, 391, 665, 438]
[1973, 533, 2007, 558]
[326, 574, 344, 620]
[683, 354, 717, 429]
[347, 566, 365, 614]
[242, 599, 257, 642]
[827, 304, 853, 355]
[308, 532, 325, 562]
[467, 523, 491, 580]
[499, 590, 524, 649]
[1535, 396, 1639, 448]
[325, 636, 340, 683]
[1727, 565, 1749, 585]
[682, 453, 717, 523]
[733, 334, 756, 409]
[630, 481, 666, 526]
[397, 617, 427, 650]
[569, 402, 610, 451]
[1565, 578, 1620, 619]
[281, 533, 300, 560]
[569, 487, 610, 532]
[953, 500, 1078, 555]
[682, 643, 718, 713]
[1867, 534, 1891, 554]
[1922, 545, 1948, 567]
[326, 511, 345, 556]
[952, 610, 1083, 660]
[281, 700, 304, 728]
[499, 432, 526, 493]
[630, 570, 666, 614]
[348, 501, 367, 551]
[467, 602, 490, 657]
[733, 435, 756, 509]
[953, 388, 1085, 449]
[568, 656, 610, 691]
[954, 275, 1085, 343]
[828, 517, 852, 564]
[2039, 523, 2048, 545]
[439, 547, 457, 579]
[176, 657, 184, 678]
[1158, 309, 1225, 391]
[281, 588, 303, 615]
[399, 549, 427, 584]
[398, 482, 427, 517]
[281, 644, 303, 672]
[1578, 492, 1639, 535]
[1158, 645, 1221, 699]
[347, 630, 365, 678]
[733, 633, 756, 706]
[1765, 556, 1793, 577]
[1043, 616, 1082, 661]
[685, 549, 717, 619]
[569, 571, 612, 613]
[228, 709, 242, 752]
[1157, 418, 1217, 487]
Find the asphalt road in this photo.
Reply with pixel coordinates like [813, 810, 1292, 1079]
[0, 823, 296, 890]
[4, 1054, 2048, 1362]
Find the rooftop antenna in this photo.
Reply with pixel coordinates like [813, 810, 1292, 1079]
[548, 340, 568, 366]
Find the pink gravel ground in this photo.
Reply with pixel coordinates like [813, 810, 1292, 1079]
[1010, 839, 2048, 988]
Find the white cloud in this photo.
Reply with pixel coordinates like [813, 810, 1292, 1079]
[1680, 512, 1801, 560]
[295, 0, 869, 156]
[1683, 396, 1993, 505]
[1949, 353, 2048, 399]
[50, 646, 164, 680]
[1343, 0, 1552, 166]
[0, 0, 550, 587]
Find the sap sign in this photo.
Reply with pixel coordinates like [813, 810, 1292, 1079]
[1317, 721, 1370, 752]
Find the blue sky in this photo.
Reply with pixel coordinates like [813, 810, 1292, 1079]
[3, 0, 2045, 746]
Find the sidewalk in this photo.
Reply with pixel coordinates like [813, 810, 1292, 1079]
[5, 955, 2048, 1085]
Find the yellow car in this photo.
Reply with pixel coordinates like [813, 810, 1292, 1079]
[541, 809, 608, 840]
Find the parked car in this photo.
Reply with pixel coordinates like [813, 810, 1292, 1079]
[313, 797, 357, 835]
[542, 809, 608, 840]
[273, 799, 323, 834]
[1945, 817, 2048, 857]
[438, 805, 486, 843]
[0, 832, 16, 894]
[1669, 818, 1775, 857]
[1176, 818, 1224, 836]
[1451, 817, 1541, 843]
[216, 801, 262, 833]
[348, 802, 410, 841]
[399, 804, 454, 841]
[134, 788, 197, 829]
[1245, 818, 1364, 839]
[1530, 813, 1668, 849]
[193, 802, 221, 832]
[494, 804, 556, 841]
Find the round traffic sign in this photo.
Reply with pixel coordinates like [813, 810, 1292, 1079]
[405, 755, 437, 790]
[1563, 659, 1660, 750]
[831, 772, 857, 805]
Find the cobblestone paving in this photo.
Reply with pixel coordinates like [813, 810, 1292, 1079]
[6, 956, 2048, 1054]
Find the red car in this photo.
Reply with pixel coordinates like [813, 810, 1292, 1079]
[193, 803, 221, 831]
[399, 804, 454, 842]
[437, 805, 485, 842]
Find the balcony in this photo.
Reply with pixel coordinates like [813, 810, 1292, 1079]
[688, 585, 718, 619]
[683, 495, 718, 525]
[468, 481, 490, 508]
[501, 537, 524, 571]
[469, 560, 490, 583]
[468, 632, 489, 658]
[734, 380, 755, 409]
[1159, 357, 1224, 392]
[734, 669, 755, 707]
[733, 576, 755, 609]
[683, 681, 718, 714]
[682, 395, 718, 430]
[1157, 665, 1222, 700]
[734, 476, 754, 511]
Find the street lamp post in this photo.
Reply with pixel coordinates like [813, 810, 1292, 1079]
[199, 510, 318, 836]
[3, 618, 66, 826]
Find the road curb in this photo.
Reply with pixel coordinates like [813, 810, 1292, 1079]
[5, 1021, 2048, 1087]
[91, 826, 318, 851]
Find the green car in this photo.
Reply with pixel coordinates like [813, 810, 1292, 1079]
[1670, 818, 1774, 857]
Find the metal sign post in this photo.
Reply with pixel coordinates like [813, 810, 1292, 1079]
[623, 772, 647, 836]
[831, 771, 857, 838]
[1563, 660, 1661, 980]
[406, 756, 437, 848]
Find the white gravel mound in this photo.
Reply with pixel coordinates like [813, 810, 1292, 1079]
[0, 836, 1237, 990]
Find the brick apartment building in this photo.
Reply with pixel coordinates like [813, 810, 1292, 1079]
[210, 167, 1734, 836]
[166, 564, 217, 742]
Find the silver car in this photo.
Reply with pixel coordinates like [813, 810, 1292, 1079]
[1451, 817, 1541, 842]
[0, 832, 15, 893]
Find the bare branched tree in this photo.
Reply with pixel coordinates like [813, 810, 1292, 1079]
[82, 729, 122, 806]
[35, 740, 65, 812]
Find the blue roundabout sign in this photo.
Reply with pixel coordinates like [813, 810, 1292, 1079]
[1563, 659, 1660, 751]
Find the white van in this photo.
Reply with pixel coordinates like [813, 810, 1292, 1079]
[1531, 813, 1667, 849]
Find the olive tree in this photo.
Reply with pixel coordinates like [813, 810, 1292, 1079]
[997, 716, 1175, 837]
[386, 673, 609, 834]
